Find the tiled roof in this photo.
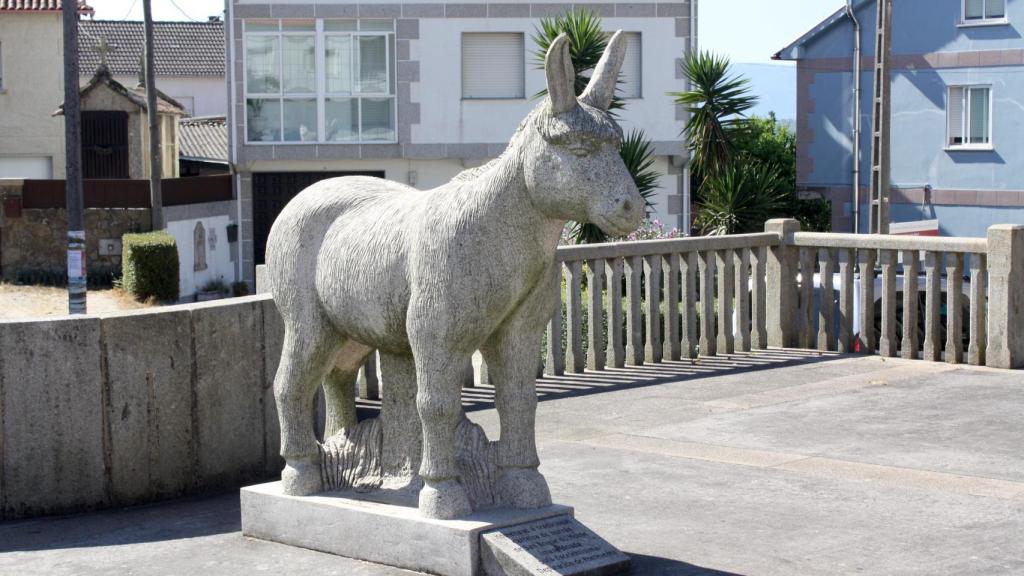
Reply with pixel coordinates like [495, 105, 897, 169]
[78, 20, 224, 77]
[54, 64, 188, 116]
[0, 0, 92, 12]
[179, 116, 228, 163]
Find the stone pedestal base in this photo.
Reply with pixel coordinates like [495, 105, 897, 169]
[241, 482, 628, 576]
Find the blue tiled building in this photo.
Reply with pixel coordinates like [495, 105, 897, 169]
[776, 0, 1024, 236]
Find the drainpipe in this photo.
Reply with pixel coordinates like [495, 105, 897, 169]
[680, 0, 698, 235]
[847, 0, 862, 233]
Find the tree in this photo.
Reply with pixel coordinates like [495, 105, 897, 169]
[694, 162, 789, 236]
[671, 51, 758, 179]
[532, 9, 659, 244]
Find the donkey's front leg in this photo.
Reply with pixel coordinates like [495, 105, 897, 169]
[411, 348, 473, 519]
[482, 324, 552, 509]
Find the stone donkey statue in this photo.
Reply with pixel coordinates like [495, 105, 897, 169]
[265, 32, 643, 519]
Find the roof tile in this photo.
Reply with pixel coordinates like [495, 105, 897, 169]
[78, 20, 224, 77]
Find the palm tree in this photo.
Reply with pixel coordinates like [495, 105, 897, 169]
[671, 51, 758, 179]
[532, 9, 658, 244]
[694, 162, 788, 236]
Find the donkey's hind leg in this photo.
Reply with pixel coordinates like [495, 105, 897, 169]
[322, 341, 374, 440]
[274, 323, 341, 496]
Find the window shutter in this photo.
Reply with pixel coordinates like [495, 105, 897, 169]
[948, 87, 964, 146]
[965, 0, 984, 19]
[618, 32, 642, 99]
[462, 33, 525, 99]
[986, 0, 1006, 19]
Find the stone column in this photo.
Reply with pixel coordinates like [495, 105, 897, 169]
[986, 225, 1024, 369]
[765, 219, 801, 348]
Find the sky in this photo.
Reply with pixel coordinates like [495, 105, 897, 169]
[92, 0, 848, 118]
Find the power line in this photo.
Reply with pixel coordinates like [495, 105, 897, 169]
[168, 0, 201, 22]
[119, 0, 138, 20]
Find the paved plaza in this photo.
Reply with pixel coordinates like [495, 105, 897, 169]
[3, 352, 1023, 575]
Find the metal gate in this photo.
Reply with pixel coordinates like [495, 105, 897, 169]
[82, 111, 130, 179]
[252, 171, 385, 264]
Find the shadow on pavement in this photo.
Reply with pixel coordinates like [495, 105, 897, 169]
[0, 492, 241, 552]
[627, 552, 745, 575]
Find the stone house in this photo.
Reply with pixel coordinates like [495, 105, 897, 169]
[56, 64, 188, 179]
[226, 0, 698, 286]
[776, 0, 1024, 237]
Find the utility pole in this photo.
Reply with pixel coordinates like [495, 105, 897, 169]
[143, 0, 163, 230]
[868, 0, 893, 234]
[63, 0, 86, 314]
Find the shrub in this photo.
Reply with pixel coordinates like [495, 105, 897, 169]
[122, 231, 179, 302]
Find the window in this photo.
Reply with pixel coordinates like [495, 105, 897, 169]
[963, 0, 1006, 22]
[244, 19, 396, 144]
[948, 86, 991, 148]
[619, 32, 642, 99]
[462, 33, 525, 99]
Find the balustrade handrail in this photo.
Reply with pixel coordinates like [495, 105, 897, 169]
[793, 231, 987, 254]
[555, 232, 779, 262]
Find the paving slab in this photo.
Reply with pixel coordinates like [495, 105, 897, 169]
[2, 355, 1023, 575]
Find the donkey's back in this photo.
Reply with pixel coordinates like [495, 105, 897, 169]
[265, 176, 421, 350]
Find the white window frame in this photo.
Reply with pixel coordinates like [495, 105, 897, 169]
[946, 84, 993, 151]
[243, 19, 397, 145]
[959, 0, 1009, 26]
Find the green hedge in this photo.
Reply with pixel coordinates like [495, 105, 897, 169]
[122, 231, 179, 301]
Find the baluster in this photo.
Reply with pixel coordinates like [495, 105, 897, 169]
[817, 248, 835, 352]
[626, 255, 644, 365]
[566, 260, 585, 372]
[901, 249, 920, 359]
[968, 253, 988, 366]
[357, 351, 380, 400]
[879, 250, 898, 357]
[663, 253, 682, 361]
[606, 257, 625, 368]
[716, 249, 736, 354]
[736, 248, 752, 352]
[699, 251, 717, 356]
[586, 259, 606, 371]
[681, 251, 698, 358]
[799, 247, 815, 349]
[858, 249, 877, 353]
[945, 252, 965, 364]
[922, 252, 943, 361]
[752, 246, 768, 349]
[546, 267, 565, 376]
[644, 254, 663, 363]
[838, 248, 855, 353]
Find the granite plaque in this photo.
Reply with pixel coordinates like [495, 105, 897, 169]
[480, 515, 630, 575]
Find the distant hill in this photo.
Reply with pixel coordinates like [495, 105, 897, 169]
[733, 63, 796, 124]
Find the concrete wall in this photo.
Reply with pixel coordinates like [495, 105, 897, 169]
[166, 201, 238, 299]
[0, 12, 66, 179]
[0, 295, 285, 520]
[791, 0, 1024, 235]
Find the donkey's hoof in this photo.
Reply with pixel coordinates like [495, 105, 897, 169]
[418, 479, 472, 519]
[497, 467, 552, 509]
[281, 459, 323, 496]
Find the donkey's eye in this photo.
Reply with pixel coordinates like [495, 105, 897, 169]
[567, 146, 590, 157]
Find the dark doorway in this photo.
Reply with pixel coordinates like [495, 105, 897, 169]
[82, 111, 130, 179]
[252, 171, 385, 264]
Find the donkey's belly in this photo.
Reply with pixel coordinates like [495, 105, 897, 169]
[314, 200, 415, 355]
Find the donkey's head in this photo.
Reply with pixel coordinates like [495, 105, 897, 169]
[522, 32, 644, 237]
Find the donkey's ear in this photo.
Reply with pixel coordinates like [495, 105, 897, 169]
[545, 33, 577, 115]
[580, 30, 627, 111]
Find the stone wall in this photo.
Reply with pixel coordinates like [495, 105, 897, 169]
[0, 295, 286, 519]
[0, 207, 151, 282]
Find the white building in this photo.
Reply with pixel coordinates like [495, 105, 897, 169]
[227, 0, 697, 285]
[78, 19, 226, 118]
